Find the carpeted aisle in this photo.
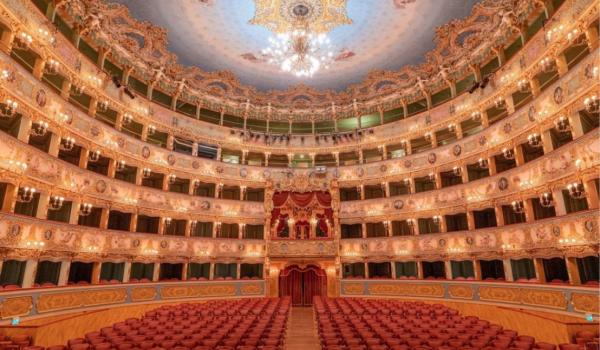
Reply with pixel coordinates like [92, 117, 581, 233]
[285, 307, 321, 350]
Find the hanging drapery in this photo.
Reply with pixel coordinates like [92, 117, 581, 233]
[271, 191, 334, 239]
[279, 265, 327, 306]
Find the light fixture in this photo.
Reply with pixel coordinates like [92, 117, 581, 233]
[471, 111, 481, 122]
[87, 74, 103, 87]
[382, 220, 390, 229]
[7, 160, 27, 172]
[88, 150, 101, 162]
[97, 100, 109, 113]
[567, 182, 585, 199]
[545, 24, 564, 42]
[554, 116, 571, 133]
[511, 200, 524, 214]
[79, 203, 93, 216]
[539, 57, 556, 73]
[25, 240, 45, 249]
[566, 28, 586, 45]
[495, 97, 506, 109]
[584, 95, 599, 113]
[424, 132, 432, 142]
[540, 192, 554, 208]
[71, 83, 85, 97]
[168, 174, 177, 184]
[527, 133, 542, 147]
[406, 218, 415, 227]
[447, 124, 456, 133]
[31, 121, 49, 137]
[14, 32, 33, 50]
[478, 158, 489, 169]
[428, 172, 436, 182]
[0, 99, 18, 118]
[452, 166, 461, 177]
[147, 125, 156, 136]
[164, 217, 172, 227]
[190, 220, 197, 231]
[356, 185, 361, 195]
[48, 195, 64, 210]
[517, 79, 530, 93]
[58, 111, 71, 123]
[43, 59, 59, 75]
[60, 137, 76, 151]
[432, 215, 441, 225]
[502, 147, 515, 160]
[37, 27, 56, 44]
[122, 113, 133, 125]
[142, 168, 152, 178]
[193, 179, 201, 188]
[115, 160, 126, 171]
[261, 25, 334, 77]
[17, 187, 36, 203]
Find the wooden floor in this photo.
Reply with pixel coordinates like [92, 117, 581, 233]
[286, 307, 321, 350]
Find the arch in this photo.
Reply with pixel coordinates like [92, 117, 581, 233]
[279, 264, 327, 306]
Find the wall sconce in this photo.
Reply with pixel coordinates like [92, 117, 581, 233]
[566, 28, 585, 45]
[356, 185, 362, 195]
[31, 121, 48, 137]
[511, 200, 524, 214]
[88, 150, 101, 162]
[428, 172, 436, 182]
[403, 178, 411, 186]
[57, 111, 71, 123]
[0, 99, 18, 118]
[447, 123, 456, 133]
[424, 132, 432, 142]
[566, 182, 585, 199]
[545, 24, 564, 42]
[43, 59, 59, 75]
[168, 174, 177, 184]
[501, 243, 517, 250]
[79, 203, 93, 216]
[558, 237, 580, 245]
[554, 116, 571, 133]
[71, 83, 85, 97]
[502, 147, 515, 160]
[7, 160, 27, 172]
[60, 137, 76, 151]
[115, 160, 126, 171]
[122, 113, 133, 125]
[584, 95, 598, 113]
[164, 217, 172, 227]
[37, 27, 55, 44]
[478, 158, 489, 169]
[97, 100, 109, 113]
[147, 125, 156, 136]
[452, 166, 461, 176]
[14, 32, 33, 50]
[143, 248, 158, 255]
[517, 79, 530, 93]
[432, 215, 442, 225]
[540, 192, 554, 208]
[527, 133, 542, 148]
[190, 220, 197, 231]
[48, 195, 65, 210]
[539, 57, 556, 73]
[400, 139, 407, 150]
[87, 74, 103, 87]
[406, 218, 415, 227]
[17, 187, 36, 203]
[494, 97, 506, 109]
[142, 168, 152, 178]
[471, 111, 481, 122]
[192, 179, 201, 188]
[382, 220, 390, 229]
[25, 240, 45, 249]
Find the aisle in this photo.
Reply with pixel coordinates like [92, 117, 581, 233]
[285, 307, 321, 350]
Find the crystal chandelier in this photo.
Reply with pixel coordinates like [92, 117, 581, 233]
[262, 24, 334, 77]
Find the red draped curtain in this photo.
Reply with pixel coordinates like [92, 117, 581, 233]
[279, 265, 327, 306]
[271, 191, 333, 239]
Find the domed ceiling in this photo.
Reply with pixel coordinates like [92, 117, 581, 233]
[111, 0, 479, 92]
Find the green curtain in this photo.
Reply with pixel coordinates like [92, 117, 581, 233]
[451, 261, 475, 278]
[188, 263, 210, 279]
[35, 261, 61, 285]
[215, 263, 237, 278]
[395, 262, 417, 277]
[131, 262, 154, 280]
[100, 262, 124, 282]
[511, 259, 536, 280]
[240, 264, 263, 278]
[0, 260, 26, 286]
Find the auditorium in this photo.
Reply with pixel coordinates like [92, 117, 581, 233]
[0, 0, 598, 349]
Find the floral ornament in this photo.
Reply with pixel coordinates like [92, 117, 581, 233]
[167, 154, 176, 165]
[117, 138, 125, 148]
[503, 122, 512, 134]
[35, 89, 47, 108]
[553, 86, 563, 105]
[44, 229, 53, 240]
[425, 115, 432, 125]
[449, 104, 456, 115]
[263, 169, 271, 178]
[552, 226, 561, 236]
[160, 240, 168, 249]
[379, 164, 388, 173]
[584, 64, 596, 79]
[528, 106, 536, 122]
[90, 125, 101, 137]
[404, 159, 412, 168]
[356, 167, 365, 177]
[394, 200, 404, 210]
[200, 201, 211, 210]
[497, 177, 509, 191]
[584, 220, 595, 233]
[478, 135, 487, 146]
[2, 68, 15, 82]
[132, 239, 140, 248]
[438, 238, 446, 247]
[240, 168, 248, 178]
[192, 160, 199, 169]
[465, 236, 474, 245]
[63, 111, 74, 125]
[171, 116, 179, 127]
[427, 153, 437, 164]
[360, 243, 368, 251]
[216, 165, 224, 173]
[141, 146, 151, 159]
[95, 180, 107, 193]
[238, 243, 245, 251]
[452, 144, 462, 157]
[9, 224, 21, 238]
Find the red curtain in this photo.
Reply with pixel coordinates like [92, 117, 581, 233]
[279, 265, 327, 306]
[272, 191, 332, 208]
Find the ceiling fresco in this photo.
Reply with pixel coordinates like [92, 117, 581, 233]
[112, 0, 479, 91]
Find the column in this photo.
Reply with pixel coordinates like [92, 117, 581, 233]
[333, 152, 339, 166]
[438, 216, 447, 233]
[359, 185, 365, 200]
[523, 198, 535, 223]
[541, 129, 553, 154]
[533, 258, 546, 283]
[166, 134, 174, 151]
[390, 261, 397, 279]
[584, 24, 599, 51]
[122, 261, 131, 283]
[1, 183, 18, 213]
[494, 205, 505, 227]
[162, 175, 170, 192]
[444, 260, 453, 279]
[21, 260, 38, 288]
[529, 77, 541, 97]
[565, 257, 581, 286]
[460, 165, 469, 184]
[0, 29, 14, 53]
[236, 263, 241, 280]
[514, 144, 526, 167]
[99, 208, 109, 229]
[455, 122, 463, 140]
[383, 182, 390, 198]
[466, 211, 475, 231]
[358, 149, 364, 164]
[505, 94, 516, 115]
[192, 143, 198, 157]
[381, 145, 387, 160]
[488, 155, 497, 176]
[184, 220, 192, 237]
[32, 58, 44, 80]
[430, 132, 437, 149]
[58, 260, 71, 286]
[480, 110, 490, 128]
[503, 259, 514, 282]
[568, 111, 585, 139]
[473, 260, 482, 280]
[264, 152, 270, 167]
[69, 199, 81, 224]
[88, 97, 98, 117]
[216, 147, 222, 162]
[417, 261, 424, 279]
[158, 217, 165, 235]
[16, 114, 32, 143]
[107, 159, 117, 179]
[364, 262, 369, 279]
[552, 188, 567, 216]
[35, 192, 50, 219]
[181, 262, 189, 281]
[48, 131, 62, 157]
[152, 263, 160, 282]
[91, 262, 101, 284]
[583, 179, 599, 210]
[361, 223, 367, 239]
[555, 54, 569, 77]
[209, 262, 215, 280]
[411, 220, 420, 236]
[79, 148, 89, 169]
[130, 213, 138, 233]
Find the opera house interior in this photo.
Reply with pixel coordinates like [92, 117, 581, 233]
[0, 0, 598, 349]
